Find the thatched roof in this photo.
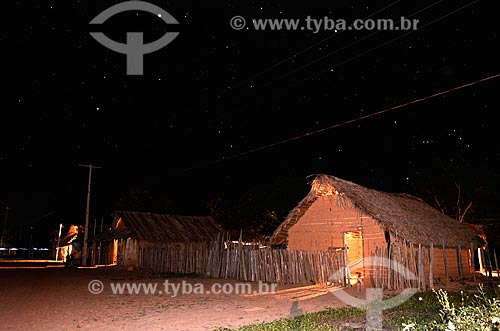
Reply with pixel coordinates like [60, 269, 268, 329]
[105, 211, 223, 243]
[225, 229, 266, 244]
[57, 225, 80, 247]
[270, 174, 478, 247]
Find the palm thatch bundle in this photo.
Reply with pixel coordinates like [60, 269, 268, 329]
[270, 174, 478, 248]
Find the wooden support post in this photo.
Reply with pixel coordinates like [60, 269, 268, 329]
[470, 243, 476, 282]
[344, 245, 351, 286]
[480, 248, 486, 275]
[494, 249, 499, 278]
[409, 242, 415, 288]
[419, 244, 426, 291]
[486, 248, 493, 279]
[457, 245, 464, 279]
[388, 243, 393, 290]
[381, 246, 385, 288]
[442, 241, 449, 285]
[429, 243, 434, 289]
[375, 247, 380, 289]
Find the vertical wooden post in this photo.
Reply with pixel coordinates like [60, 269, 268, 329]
[470, 243, 476, 282]
[417, 243, 421, 290]
[409, 242, 416, 288]
[457, 245, 464, 279]
[486, 248, 493, 279]
[494, 249, 499, 277]
[375, 247, 380, 289]
[91, 239, 97, 266]
[419, 243, 426, 291]
[396, 242, 402, 290]
[429, 243, 434, 289]
[338, 250, 345, 287]
[388, 243, 393, 290]
[381, 245, 385, 288]
[480, 248, 486, 275]
[344, 245, 351, 286]
[404, 242, 410, 288]
[442, 241, 449, 285]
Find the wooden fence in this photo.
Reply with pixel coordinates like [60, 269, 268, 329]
[138, 234, 344, 284]
[137, 234, 485, 288]
[363, 240, 479, 291]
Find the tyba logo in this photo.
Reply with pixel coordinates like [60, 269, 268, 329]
[89, 1, 180, 75]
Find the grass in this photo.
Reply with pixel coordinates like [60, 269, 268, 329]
[213, 306, 365, 331]
[213, 282, 500, 331]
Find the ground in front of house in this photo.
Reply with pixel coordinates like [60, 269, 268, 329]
[0, 265, 352, 331]
[0, 265, 486, 331]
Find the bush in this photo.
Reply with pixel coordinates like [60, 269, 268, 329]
[402, 284, 500, 331]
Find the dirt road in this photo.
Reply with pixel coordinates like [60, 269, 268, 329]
[0, 266, 346, 331]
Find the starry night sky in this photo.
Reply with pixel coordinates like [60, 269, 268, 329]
[2, 0, 499, 245]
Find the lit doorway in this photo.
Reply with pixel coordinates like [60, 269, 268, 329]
[344, 231, 364, 281]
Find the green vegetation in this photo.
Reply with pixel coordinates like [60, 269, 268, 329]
[398, 283, 500, 331]
[214, 283, 500, 331]
[213, 307, 364, 331]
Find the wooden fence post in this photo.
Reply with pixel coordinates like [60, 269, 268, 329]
[486, 248, 493, 279]
[419, 243, 426, 291]
[442, 241, 449, 285]
[457, 245, 464, 279]
[494, 249, 499, 277]
[375, 247, 380, 289]
[429, 243, 434, 289]
[470, 243, 476, 282]
[480, 248, 486, 275]
[344, 246, 351, 287]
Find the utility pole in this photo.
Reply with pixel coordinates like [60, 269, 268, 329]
[1, 207, 9, 248]
[55, 223, 63, 261]
[79, 164, 101, 266]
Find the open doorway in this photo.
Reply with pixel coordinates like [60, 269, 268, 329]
[344, 231, 364, 282]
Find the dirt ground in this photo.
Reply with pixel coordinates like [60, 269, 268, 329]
[0, 265, 350, 331]
[0, 265, 482, 331]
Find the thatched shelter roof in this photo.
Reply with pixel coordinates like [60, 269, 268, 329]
[57, 225, 80, 247]
[270, 174, 478, 247]
[225, 229, 266, 244]
[105, 211, 223, 243]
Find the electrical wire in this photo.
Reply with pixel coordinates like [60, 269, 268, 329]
[183, 72, 500, 172]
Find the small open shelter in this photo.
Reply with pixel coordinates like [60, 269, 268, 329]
[97, 211, 223, 268]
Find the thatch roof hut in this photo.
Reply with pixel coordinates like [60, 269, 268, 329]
[270, 174, 477, 248]
[269, 174, 479, 285]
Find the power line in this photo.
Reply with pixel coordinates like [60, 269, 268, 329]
[293, 0, 481, 86]
[222, 0, 452, 99]
[248, 0, 478, 94]
[227, 0, 403, 92]
[260, 0, 449, 87]
[183, 72, 500, 172]
[181, 0, 487, 175]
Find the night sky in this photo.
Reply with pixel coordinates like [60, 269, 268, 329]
[2, 0, 499, 246]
